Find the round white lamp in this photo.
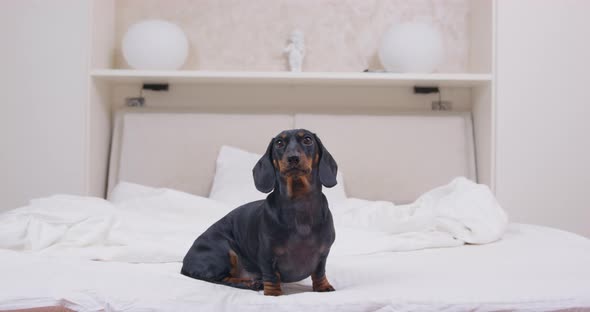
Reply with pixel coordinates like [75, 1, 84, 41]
[378, 22, 443, 73]
[122, 20, 189, 70]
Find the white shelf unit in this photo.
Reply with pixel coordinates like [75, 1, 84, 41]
[88, 0, 495, 198]
[91, 69, 491, 87]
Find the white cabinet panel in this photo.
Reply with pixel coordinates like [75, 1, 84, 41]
[0, 0, 91, 210]
[496, 0, 590, 237]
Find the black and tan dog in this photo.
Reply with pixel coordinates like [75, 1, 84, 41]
[181, 129, 337, 296]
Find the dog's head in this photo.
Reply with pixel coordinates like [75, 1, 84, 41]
[253, 129, 337, 194]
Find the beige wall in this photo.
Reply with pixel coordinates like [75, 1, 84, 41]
[115, 0, 470, 72]
[496, 0, 590, 237]
[0, 0, 91, 210]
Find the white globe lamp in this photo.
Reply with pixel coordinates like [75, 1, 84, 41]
[122, 20, 189, 70]
[378, 22, 443, 73]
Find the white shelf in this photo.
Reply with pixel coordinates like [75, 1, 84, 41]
[90, 69, 492, 87]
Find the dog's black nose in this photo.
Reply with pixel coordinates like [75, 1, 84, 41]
[287, 155, 300, 165]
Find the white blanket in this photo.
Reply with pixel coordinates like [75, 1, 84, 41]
[0, 177, 507, 262]
[2, 178, 590, 312]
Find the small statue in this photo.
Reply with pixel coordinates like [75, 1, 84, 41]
[284, 30, 305, 72]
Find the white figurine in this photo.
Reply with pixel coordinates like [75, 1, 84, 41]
[284, 30, 305, 72]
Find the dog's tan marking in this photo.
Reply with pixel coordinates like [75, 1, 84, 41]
[263, 282, 283, 296]
[224, 250, 262, 290]
[285, 176, 312, 198]
[299, 154, 311, 169]
[263, 272, 283, 296]
[228, 249, 239, 276]
[312, 274, 335, 292]
[296, 176, 311, 196]
[285, 176, 293, 198]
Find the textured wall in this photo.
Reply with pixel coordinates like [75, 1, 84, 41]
[115, 0, 470, 72]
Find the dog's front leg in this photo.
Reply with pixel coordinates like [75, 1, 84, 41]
[312, 254, 335, 292]
[261, 259, 282, 296]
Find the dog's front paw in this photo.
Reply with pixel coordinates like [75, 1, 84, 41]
[313, 283, 335, 292]
[263, 282, 283, 296]
[312, 275, 335, 292]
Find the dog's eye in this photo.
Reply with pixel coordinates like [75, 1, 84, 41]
[302, 136, 313, 146]
[275, 139, 285, 148]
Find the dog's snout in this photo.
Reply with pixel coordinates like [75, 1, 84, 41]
[287, 155, 300, 165]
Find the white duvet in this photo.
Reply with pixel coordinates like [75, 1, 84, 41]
[0, 177, 506, 262]
[1, 178, 589, 311]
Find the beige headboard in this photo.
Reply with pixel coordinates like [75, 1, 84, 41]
[108, 110, 475, 203]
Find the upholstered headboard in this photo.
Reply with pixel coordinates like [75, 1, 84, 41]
[108, 110, 475, 203]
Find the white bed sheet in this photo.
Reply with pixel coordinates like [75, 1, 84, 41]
[1, 224, 589, 312]
[0, 179, 588, 312]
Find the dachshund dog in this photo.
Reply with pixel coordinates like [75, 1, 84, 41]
[181, 129, 337, 296]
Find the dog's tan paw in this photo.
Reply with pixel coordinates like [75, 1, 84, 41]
[263, 282, 283, 296]
[313, 283, 335, 292]
[312, 275, 335, 292]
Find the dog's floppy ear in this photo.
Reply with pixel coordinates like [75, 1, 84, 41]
[314, 134, 338, 188]
[253, 138, 276, 193]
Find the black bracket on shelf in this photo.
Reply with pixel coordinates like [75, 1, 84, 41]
[142, 83, 169, 91]
[413, 86, 439, 94]
[125, 83, 170, 107]
[413, 85, 452, 111]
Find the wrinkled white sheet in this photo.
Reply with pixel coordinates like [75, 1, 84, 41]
[1, 224, 589, 312]
[0, 178, 589, 311]
[0, 177, 506, 262]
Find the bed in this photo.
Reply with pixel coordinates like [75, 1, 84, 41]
[1, 111, 589, 312]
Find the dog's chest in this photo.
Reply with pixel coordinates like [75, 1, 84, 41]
[274, 233, 327, 283]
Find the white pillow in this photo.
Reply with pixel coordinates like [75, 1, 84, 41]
[209, 145, 347, 208]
